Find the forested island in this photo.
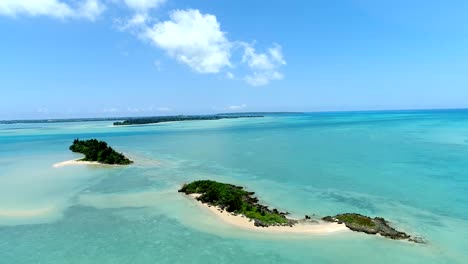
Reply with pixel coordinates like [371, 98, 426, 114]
[69, 139, 133, 165]
[179, 180, 293, 226]
[113, 114, 263, 126]
[180, 180, 423, 243]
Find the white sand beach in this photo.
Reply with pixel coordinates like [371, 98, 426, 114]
[188, 194, 348, 234]
[52, 159, 101, 168]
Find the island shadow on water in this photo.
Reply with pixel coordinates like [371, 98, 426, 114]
[179, 180, 425, 243]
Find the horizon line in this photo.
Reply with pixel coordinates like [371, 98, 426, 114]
[2, 107, 468, 123]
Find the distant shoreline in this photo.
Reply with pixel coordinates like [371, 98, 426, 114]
[112, 114, 264, 126]
[187, 194, 349, 234]
[0, 112, 299, 124]
[6, 108, 468, 124]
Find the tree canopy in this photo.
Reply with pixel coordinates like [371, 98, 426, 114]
[179, 180, 289, 225]
[69, 139, 133, 165]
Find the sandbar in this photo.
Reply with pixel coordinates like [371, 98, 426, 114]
[53, 159, 101, 168]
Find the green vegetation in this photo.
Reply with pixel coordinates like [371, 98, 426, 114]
[181, 181, 422, 241]
[113, 114, 263, 126]
[69, 139, 133, 165]
[335, 213, 376, 227]
[179, 180, 289, 225]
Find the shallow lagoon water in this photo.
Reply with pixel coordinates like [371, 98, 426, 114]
[1, 111, 468, 263]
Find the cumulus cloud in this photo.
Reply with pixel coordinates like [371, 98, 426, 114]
[1, 1, 286, 87]
[227, 104, 247, 110]
[132, 9, 286, 86]
[0, 0, 105, 21]
[144, 9, 232, 73]
[242, 43, 286, 86]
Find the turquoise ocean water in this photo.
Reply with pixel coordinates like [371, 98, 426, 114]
[1, 110, 467, 263]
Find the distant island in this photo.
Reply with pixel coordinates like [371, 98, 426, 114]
[69, 139, 133, 165]
[113, 114, 264, 126]
[0, 112, 304, 125]
[180, 180, 423, 242]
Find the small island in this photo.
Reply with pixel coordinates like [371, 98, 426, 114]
[322, 213, 424, 243]
[180, 180, 423, 243]
[179, 180, 294, 227]
[113, 114, 263, 126]
[69, 139, 133, 165]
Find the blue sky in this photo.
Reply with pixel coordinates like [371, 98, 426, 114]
[1, 0, 468, 119]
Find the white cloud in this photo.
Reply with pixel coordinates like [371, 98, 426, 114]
[103, 108, 119, 113]
[144, 9, 232, 73]
[123, 0, 165, 12]
[79, 0, 105, 21]
[0, 0, 105, 21]
[116, 5, 286, 86]
[242, 43, 286, 86]
[119, 0, 165, 30]
[127, 107, 141, 113]
[157, 107, 171, 112]
[0, 1, 286, 87]
[153, 60, 162, 71]
[245, 71, 283, 87]
[37, 107, 49, 114]
[117, 106, 171, 113]
[227, 104, 247, 110]
[226, 72, 235, 80]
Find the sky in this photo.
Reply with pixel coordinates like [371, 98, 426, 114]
[1, 0, 468, 119]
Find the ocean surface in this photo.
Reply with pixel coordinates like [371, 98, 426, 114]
[1, 110, 467, 264]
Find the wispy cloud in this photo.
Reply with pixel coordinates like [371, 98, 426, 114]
[37, 107, 49, 114]
[226, 104, 247, 110]
[242, 43, 286, 86]
[153, 60, 162, 71]
[103, 108, 119, 113]
[103, 106, 172, 114]
[157, 107, 171, 112]
[0, 0, 105, 21]
[226, 72, 235, 80]
[123, 0, 166, 12]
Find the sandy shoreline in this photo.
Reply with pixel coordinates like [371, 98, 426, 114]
[52, 159, 102, 168]
[188, 194, 348, 234]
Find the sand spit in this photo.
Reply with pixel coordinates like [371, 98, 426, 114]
[188, 194, 348, 234]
